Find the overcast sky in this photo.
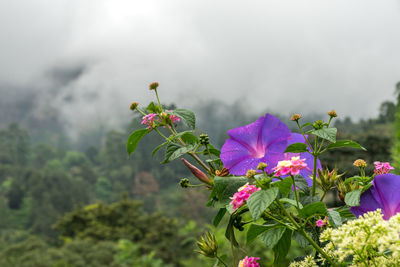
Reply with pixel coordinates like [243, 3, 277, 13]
[1, 0, 400, 133]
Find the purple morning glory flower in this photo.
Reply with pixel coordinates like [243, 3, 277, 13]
[350, 174, 400, 220]
[220, 114, 321, 178]
[220, 114, 291, 175]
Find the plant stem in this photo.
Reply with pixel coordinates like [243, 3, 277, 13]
[230, 227, 236, 267]
[154, 128, 169, 141]
[312, 137, 318, 196]
[291, 175, 300, 210]
[320, 191, 327, 202]
[275, 199, 338, 267]
[154, 89, 162, 108]
[296, 121, 314, 153]
[216, 255, 228, 267]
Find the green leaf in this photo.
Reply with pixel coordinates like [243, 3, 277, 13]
[300, 122, 313, 128]
[327, 210, 342, 227]
[310, 128, 337, 143]
[146, 102, 162, 113]
[247, 188, 279, 220]
[246, 223, 276, 245]
[345, 189, 361, 207]
[211, 176, 248, 207]
[292, 231, 308, 248]
[293, 176, 311, 193]
[299, 202, 327, 218]
[171, 109, 196, 129]
[276, 178, 292, 197]
[299, 195, 320, 206]
[260, 226, 286, 249]
[280, 198, 303, 209]
[127, 129, 150, 155]
[326, 140, 366, 151]
[162, 143, 195, 163]
[273, 229, 292, 263]
[284, 143, 308, 153]
[151, 142, 168, 157]
[213, 208, 226, 227]
[172, 131, 198, 144]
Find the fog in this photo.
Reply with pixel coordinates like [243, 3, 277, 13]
[1, 0, 400, 138]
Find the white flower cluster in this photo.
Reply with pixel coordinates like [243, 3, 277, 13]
[289, 256, 318, 267]
[290, 210, 400, 266]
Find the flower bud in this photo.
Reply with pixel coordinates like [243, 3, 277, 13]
[195, 232, 218, 258]
[246, 169, 257, 178]
[317, 168, 343, 192]
[291, 113, 302, 121]
[313, 120, 324, 130]
[328, 110, 337, 118]
[199, 134, 210, 146]
[257, 162, 267, 171]
[179, 178, 189, 188]
[353, 159, 367, 168]
[149, 82, 159, 90]
[215, 167, 229, 177]
[181, 158, 212, 185]
[129, 102, 139, 110]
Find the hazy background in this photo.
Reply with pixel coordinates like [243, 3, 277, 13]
[1, 0, 400, 138]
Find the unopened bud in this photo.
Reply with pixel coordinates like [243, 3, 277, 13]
[199, 134, 210, 146]
[179, 178, 189, 188]
[257, 162, 267, 171]
[130, 102, 139, 110]
[313, 120, 324, 130]
[149, 82, 159, 90]
[328, 110, 337, 118]
[181, 158, 212, 185]
[291, 113, 302, 121]
[195, 232, 218, 258]
[246, 169, 257, 178]
[353, 159, 367, 168]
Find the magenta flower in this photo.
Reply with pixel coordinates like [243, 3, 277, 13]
[316, 219, 325, 227]
[350, 174, 400, 220]
[220, 114, 292, 175]
[238, 256, 261, 267]
[141, 113, 158, 129]
[230, 183, 260, 211]
[374, 161, 394, 175]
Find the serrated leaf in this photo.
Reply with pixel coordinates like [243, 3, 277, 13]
[211, 176, 248, 207]
[162, 143, 195, 163]
[246, 223, 276, 245]
[293, 175, 311, 193]
[171, 109, 196, 129]
[285, 142, 308, 153]
[299, 202, 327, 218]
[151, 142, 168, 157]
[345, 189, 361, 207]
[146, 102, 162, 113]
[310, 128, 337, 143]
[247, 188, 279, 220]
[280, 198, 303, 209]
[326, 140, 366, 151]
[213, 208, 226, 227]
[127, 129, 150, 155]
[327, 210, 342, 227]
[260, 226, 286, 249]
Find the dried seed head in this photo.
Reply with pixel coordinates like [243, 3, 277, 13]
[149, 82, 159, 90]
[291, 113, 302, 121]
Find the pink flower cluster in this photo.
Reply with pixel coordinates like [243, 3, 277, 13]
[273, 156, 308, 176]
[238, 256, 260, 267]
[165, 110, 181, 124]
[230, 183, 260, 211]
[374, 161, 394, 175]
[141, 113, 158, 129]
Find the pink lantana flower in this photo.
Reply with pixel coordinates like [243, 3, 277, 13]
[238, 256, 261, 267]
[141, 113, 158, 129]
[165, 110, 181, 124]
[273, 156, 308, 177]
[374, 161, 394, 175]
[230, 183, 260, 211]
[316, 219, 325, 227]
